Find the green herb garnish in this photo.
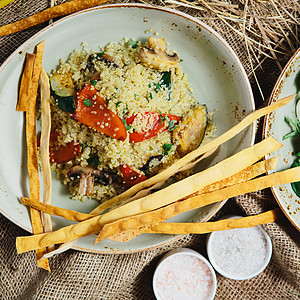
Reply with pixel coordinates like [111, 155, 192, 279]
[97, 52, 105, 58]
[83, 98, 92, 107]
[123, 105, 129, 119]
[168, 120, 177, 131]
[134, 94, 139, 101]
[283, 116, 300, 140]
[91, 80, 97, 86]
[87, 155, 99, 167]
[163, 143, 172, 156]
[158, 110, 166, 125]
[122, 119, 132, 131]
[155, 71, 172, 100]
[283, 114, 300, 197]
[116, 101, 122, 108]
[129, 40, 139, 48]
[291, 158, 300, 197]
[155, 83, 161, 92]
[149, 93, 153, 99]
[161, 71, 171, 89]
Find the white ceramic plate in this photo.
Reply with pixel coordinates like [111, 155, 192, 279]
[0, 4, 254, 253]
[263, 48, 300, 231]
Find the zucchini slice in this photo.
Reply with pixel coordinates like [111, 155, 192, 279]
[50, 73, 76, 113]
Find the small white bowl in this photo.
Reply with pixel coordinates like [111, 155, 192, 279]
[153, 248, 217, 300]
[206, 216, 273, 280]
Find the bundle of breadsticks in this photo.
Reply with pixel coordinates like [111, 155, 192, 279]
[16, 42, 297, 271]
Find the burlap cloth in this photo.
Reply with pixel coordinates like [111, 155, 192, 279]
[0, 1, 299, 299]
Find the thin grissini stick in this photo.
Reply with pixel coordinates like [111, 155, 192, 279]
[90, 147, 218, 215]
[98, 137, 281, 221]
[0, 0, 111, 37]
[183, 156, 279, 198]
[92, 137, 280, 217]
[16, 138, 283, 253]
[116, 146, 219, 209]
[37, 156, 278, 258]
[107, 157, 279, 242]
[22, 41, 50, 271]
[176, 146, 219, 172]
[16, 53, 35, 112]
[40, 67, 54, 252]
[21, 157, 278, 223]
[16, 165, 300, 252]
[95, 166, 300, 244]
[21, 197, 93, 222]
[90, 94, 295, 216]
[38, 96, 293, 257]
[142, 209, 282, 235]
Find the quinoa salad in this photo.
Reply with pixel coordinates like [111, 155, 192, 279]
[44, 36, 215, 202]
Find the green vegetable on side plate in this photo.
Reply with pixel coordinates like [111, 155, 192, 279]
[283, 99, 300, 197]
[291, 155, 300, 197]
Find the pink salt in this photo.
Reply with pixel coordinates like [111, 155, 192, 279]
[155, 254, 214, 300]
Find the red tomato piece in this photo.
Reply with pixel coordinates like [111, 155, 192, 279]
[126, 112, 180, 143]
[120, 164, 147, 187]
[49, 132, 81, 164]
[73, 83, 127, 141]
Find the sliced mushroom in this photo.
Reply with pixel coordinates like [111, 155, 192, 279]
[100, 53, 123, 68]
[141, 155, 163, 176]
[86, 52, 123, 72]
[67, 165, 115, 196]
[138, 36, 180, 70]
[172, 105, 208, 157]
[91, 71, 101, 82]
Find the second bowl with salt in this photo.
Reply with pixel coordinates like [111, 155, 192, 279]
[206, 215, 273, 280]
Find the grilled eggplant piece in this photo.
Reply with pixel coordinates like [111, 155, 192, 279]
[173, 105, 208, 157]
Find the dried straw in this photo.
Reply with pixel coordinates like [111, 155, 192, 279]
[155, 0, 299, 100]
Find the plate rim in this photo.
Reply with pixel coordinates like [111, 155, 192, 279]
[263, 47, 300, 232]
[0, 3, 255, 253]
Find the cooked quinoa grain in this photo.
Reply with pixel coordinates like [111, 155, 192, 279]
[45, 37, 214, 202]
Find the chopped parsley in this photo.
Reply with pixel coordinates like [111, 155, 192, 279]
[158, 110, 166, 125]
[163, 143, 172, 156]
[91, 80, 97, 86]
[129, 40, 139, 48]
[83, 98, 92, 107]
[96, 52, 105, 58]
[168, 119, 177, 131]
[149, 93, 153, 99]
[116, 101, 122, 108]
[122, 119, 132, 131]
[123, 105, 129, 119]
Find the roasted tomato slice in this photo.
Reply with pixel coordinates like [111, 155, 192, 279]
[120, 164, 147, 187]
[126, 112, 180, 143]
[73, 83, 127, 141]
[49, 131, 81, 164]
